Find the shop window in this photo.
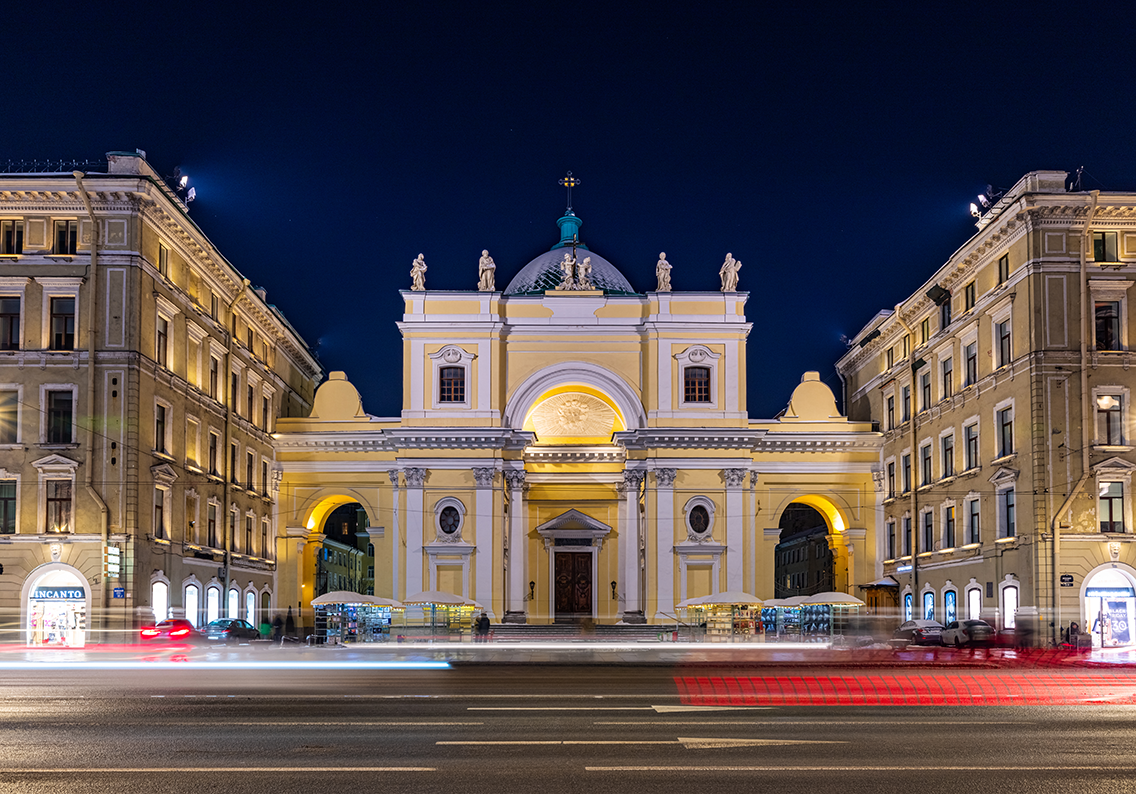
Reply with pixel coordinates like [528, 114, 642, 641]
[965, 342, 978, 386]
[0, 220, 23, 254]
[439, 366, 465, 403]
[967, 588, 982, 621]
[1100, 482, 1125, 533]
[185, 584, 200, 627]
[941, 433, 954, 478]
[49, 297, 75, 350]
[904, 593, 913, 622]
[1002, 585, 1019, 629]
[45, 480, 71, 533]
[1096, 301, 1122, 351]
[0, 297, 20, 350]
[246, 591, 256, 624]
[0, 480, 14, 533]
[228, 587, 239, 619]
[152, 581, 169, 622]
[1094, 231, 1119, 262]
[1096, 394, 1124, 446]
[206, 586, 220, 624]
[964, 423, 979, 470]
[923, 591, 935, 621]
[941, 357, 953, 400]
[0, 390, 18, 444]
[944, 590, 957, 624]
[54, 220, 78, 255]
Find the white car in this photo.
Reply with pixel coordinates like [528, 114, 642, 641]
[941, 619, 996, 647]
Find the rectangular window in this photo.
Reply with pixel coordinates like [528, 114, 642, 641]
[1100, 482, 1124, 533]
[902, 335, 910, 359]
[1096, 301, 1121, 351]
[209, 357, 219, 399]
[210, 293, 219, 320]
[944, 506, 955, 548]
[0, 480, 14, 533]
[902, 454, 911, 493]
[1002, 489, 1016, 537]
[246, 450, 254, 490]
[1098, 395, 1123, 445]
[230, 443, 238, 484]
[154, 487, 165, 539]
[886, 461, 896, 498]
[901, 386, 911, 422]
[922, 511, 934, 552]
[246, 327, 254, 351]
[998, 407, 1013, 458]
[50, 297, 75, 350]
[230, 509, 237, 547]
[902, 516, 912, 556]
[45, 480, 71, 533]
[262, 520, 269, 558]
[46, 390, 72, 444]
[965, 281, 976, 310]
[968, 500, 980, 544]
[0, 297, 19, 350]
[941, 433, 954, 477]
[438, 366, 466, 403]
[920, 371, 931, 412]
[207, 503, 218, 547]
[1094, 231, 1119, 262]
[246, 515, 253, 554]
[54, 220, 78, 255]
[247, 385, 255, 419]
[262, 396, 270, 430]
[939, 299, 951, 330]
[156, 316, 168, 367]
[920, 317, 930, 345]
[921, 444, 932, 485]
[683, 366, 710, 403]
[886, 521, 896, 559]
[965, 342, 978, 386]
[965, 423, 979, 470]
[0, 390, 16, 444]
[886, 347, 894, 369]
[996, 320, 1011, 367]
[155, 404, 167, 453]
[230, 373, 239, 411]
[886, 395, 894, 429]
[0, 220, 23, 254]
[158, 243, 169, 277]
[208, 432, 219, 475]
[997, 254, 1009, 285]
[941, 357, 953, 400]
[262, 460, 269, 495]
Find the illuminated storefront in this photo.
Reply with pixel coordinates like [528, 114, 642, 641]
[1084, 568, 1136, 649]
[23, 565, 91, 647]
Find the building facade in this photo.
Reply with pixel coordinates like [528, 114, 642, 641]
[274, 210, 882, 631]
[839, 170, 1136, 647]
[0, 151, 321, 645]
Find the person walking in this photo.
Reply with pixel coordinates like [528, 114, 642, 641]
[476, 611, 490, 643]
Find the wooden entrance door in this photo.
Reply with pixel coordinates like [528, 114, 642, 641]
[554, 552, 592, 620]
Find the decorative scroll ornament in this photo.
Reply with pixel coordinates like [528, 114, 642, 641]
[442, 347, 462, 364]
[504, 469, 526, 490]
[655, 468, 677, 488]
[722, 468, 747, 488]
[472, 468, 495, 489]
[403, 467, 426, 488]
[619, 469, 645, 493]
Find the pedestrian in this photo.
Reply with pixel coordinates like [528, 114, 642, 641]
[476, 611, 490, 643]
[272, 614, 284, 642]
[284, 606, 295, 640]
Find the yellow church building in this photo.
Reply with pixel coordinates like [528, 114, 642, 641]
[273, 211, 883, 627]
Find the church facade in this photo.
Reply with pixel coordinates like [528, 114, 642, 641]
[274, 212, 883, 627]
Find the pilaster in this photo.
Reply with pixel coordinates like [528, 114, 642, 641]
[722, 467, 747, 591]
[404, 467, 425, 596]
[619, 469, 646, 623]
[653, 468, 676, 620]
[473, 467, 496, 620]
[503, 468, 527, 623]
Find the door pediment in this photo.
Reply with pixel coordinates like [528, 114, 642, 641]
[536, 508, 612, 549]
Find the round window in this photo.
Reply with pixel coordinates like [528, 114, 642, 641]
[690, 505, 710, 536]
[439, 506, 461, 535]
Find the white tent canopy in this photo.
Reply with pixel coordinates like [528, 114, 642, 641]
[805, 591, 865, 606]
[312, 591, 403, 608]
[402, 590, 469, 606]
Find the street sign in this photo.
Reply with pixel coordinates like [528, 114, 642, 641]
[1060, 574, 1075, 587]
[112, 587, 125, 599]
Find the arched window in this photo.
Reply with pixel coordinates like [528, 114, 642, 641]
[228, 587, 239, 619]
[246, 591, 256, 625]
[966, 587, 982, 621]
[151, 581, 169, 623]
[185, 584, 200, 628]
[904, 593, 913, 621]
[923, 591, 935, 621]
[944, 590, 957, 624]
[206, 586, 220, 624]
[1002, 584, 1019, 629]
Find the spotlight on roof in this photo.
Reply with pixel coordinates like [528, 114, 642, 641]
[977, 194, 990, 208]
[969, 203, 981, 219]
[179, 174, 188, 189]
[186, 187, 196, 203]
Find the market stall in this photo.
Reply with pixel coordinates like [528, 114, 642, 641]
[678, 591, 764, 642]
[310, 591, 404, 644]
[803, 591, 865, 641]
[402, 590, 481, 641]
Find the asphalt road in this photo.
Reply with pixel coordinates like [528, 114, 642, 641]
[2, 665, 1136, 793]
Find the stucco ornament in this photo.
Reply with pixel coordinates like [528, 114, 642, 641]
[478, 249, 496, 292]
[442, 347, 462, 364]
[655, 468, 677, 488]
[719, 252, 741, 292]
[656, 252, 672, 292]
[529, 392, 615, 439]
[410, 253, 427, 291]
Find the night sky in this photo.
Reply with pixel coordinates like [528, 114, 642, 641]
[10, 2, 1136, 418]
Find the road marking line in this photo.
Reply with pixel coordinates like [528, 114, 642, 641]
[586, 766, 1127, 772]
[468, 707, 653, 711]
[0, 767, 436, 773]
[438, 738, 845, 748]
[595, 721, 1031, 726]
[652, 705, 772, 712]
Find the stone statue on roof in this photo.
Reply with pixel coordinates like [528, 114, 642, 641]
[577, 256, 593, 290]
[478, 249, 496, 292]
[410, 253, 427, 291]
[558, 251, 577, 290]
[656, 252, 671, 292]
[719, 252, 741, 292]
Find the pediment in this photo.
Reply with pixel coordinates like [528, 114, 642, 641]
[1093, 456, 1136, 474]
[31, 454, 80, 471]
[536, 508, 612, 539]
[151, 463, 178, 484]
[988, 466, 1019, 486]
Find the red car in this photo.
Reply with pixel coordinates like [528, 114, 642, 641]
[140, 618, 204, 645]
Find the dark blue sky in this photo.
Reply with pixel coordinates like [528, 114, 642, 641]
[10, 2, 1136, 417]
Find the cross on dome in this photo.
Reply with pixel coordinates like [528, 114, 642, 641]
[558, 171, 580, 214]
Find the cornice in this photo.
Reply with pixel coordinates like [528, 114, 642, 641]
[615, 428, 766, 450]
[754, 432, 882, 454]
[273, 427, 533, 453]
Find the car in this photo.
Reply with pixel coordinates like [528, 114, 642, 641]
[202, 618, 260, 644]
[941, 619, 996, 647]
[140, 618, 204, 645]
[892, 619, 944, 646]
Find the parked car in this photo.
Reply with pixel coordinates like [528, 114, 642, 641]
[941, 619, 996, 647]
[140, 618, 204, 645]
[202, 618, 260, 644]
[893, 619, 944, 645]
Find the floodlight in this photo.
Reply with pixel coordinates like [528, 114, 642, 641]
[179, 175, 188, 189]
[969, 203, 981, 219]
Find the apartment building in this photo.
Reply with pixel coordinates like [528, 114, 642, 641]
[839, 170, 1136, 647]
[0, 150, 321, 645]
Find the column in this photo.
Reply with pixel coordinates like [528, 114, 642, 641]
[723, 468, 747, 592]
[473, 467, 496, 620]
[503, 469, 527, 623]
[746, 471, 758, 596]
[654, 468, 676, 620]
[404, 467, 426, 597]
[387, 470, 400, 600]
[620, 469, 646, 623]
